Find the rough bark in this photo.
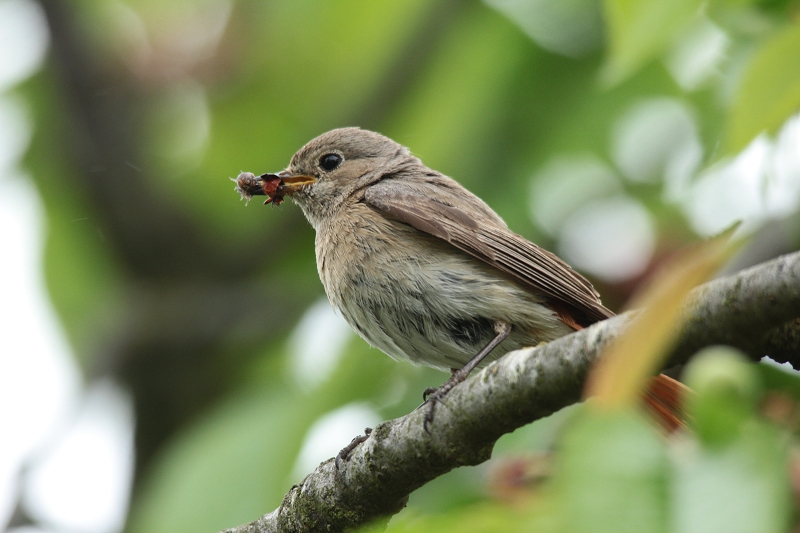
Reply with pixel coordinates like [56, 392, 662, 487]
[223, 251, 800, 533]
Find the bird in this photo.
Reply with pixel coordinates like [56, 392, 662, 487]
[234, 127, 684, 432]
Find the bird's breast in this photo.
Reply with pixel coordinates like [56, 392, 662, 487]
[313, 203, 571, 370]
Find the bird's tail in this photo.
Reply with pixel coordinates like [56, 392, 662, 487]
[642, 374, 690, 432]
[554, 310, 690, 432]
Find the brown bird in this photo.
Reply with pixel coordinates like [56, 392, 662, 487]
[234, 127, 683, 431]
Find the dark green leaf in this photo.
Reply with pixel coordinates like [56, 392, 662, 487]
[724, 22, 800, 154]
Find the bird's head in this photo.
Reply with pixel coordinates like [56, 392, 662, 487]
[234, 127, 416, 228]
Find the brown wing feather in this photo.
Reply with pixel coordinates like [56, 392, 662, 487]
[364, 179, 614, 325]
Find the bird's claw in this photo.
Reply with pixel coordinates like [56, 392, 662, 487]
[422, 386, 438, 402]
[422, 379, 460, 433]
[423, 394, 441, 434]
[335, 427, 372, 470]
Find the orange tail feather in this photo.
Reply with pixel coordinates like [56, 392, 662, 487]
[554, 309, 689, 432]
[643, 374, 690, 432]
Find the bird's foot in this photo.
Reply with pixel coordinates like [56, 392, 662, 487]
[421, 321, 512, 433]
[422, 368, 469, 433]
[335, 427, 372, 470]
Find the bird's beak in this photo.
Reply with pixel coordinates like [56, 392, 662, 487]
[271, 170, 317, 194]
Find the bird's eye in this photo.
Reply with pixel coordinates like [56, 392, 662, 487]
[319, 153, 342, 171]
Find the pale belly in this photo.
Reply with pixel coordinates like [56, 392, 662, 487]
[315, 206, 572, 372]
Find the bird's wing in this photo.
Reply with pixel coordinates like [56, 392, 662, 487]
[364, 178, 614, 325]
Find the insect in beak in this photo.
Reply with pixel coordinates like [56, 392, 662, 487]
[232, 171, 316, 206]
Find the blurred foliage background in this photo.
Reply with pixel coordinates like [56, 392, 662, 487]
[2, 0, 800, 532]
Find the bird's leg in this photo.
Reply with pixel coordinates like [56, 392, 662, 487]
[423, 321, 512, 433]
[423, 321, 512, 401]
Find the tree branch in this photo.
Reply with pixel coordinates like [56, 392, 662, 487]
[223, 251, 800, 533]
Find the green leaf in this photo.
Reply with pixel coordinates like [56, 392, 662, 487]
[127, 386, 311, 533]
[20, 74, 122, 363]
[671, 423, 791, 533]
[384, 3, 531, 179]
[756, 358, 800, 402]
[374, 502, 530, 533]
[602, 0, 703, 86]
[556, 408, 668, 533]
[675, 347, 792, 532]
[724, 22, 800, 154]
[127, 333, 400, 533]
[683, 347, 760, 447]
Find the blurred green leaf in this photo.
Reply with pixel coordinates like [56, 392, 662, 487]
[485, 0, 604, 58]
[21, 74, 122, 362]
[684, 347, 760, 446]
[385, 3, 530, 178]
[127, 332, 404, 533]
[42, 190, 121, 361]
[674, 346, 791, 532]
[493, 404, 579, 455]
[373, 502, 530, 533]
[404, 466, 489, 515]
[405, 405, 579, 515]
[556, 408, 668, 533]
[672, 423, 790, 533]
[602, 0, 703, 86]
[127, 386, 306, 533]
[724, 22, 800, 154]
[757, 358, 800, 402]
